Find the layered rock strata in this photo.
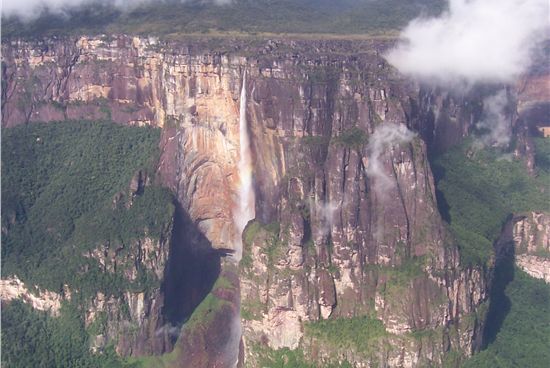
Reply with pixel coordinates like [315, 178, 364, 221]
[4, 35, 545, 366]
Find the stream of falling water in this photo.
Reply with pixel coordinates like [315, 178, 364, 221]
[234, 70, 256, 261]
[227, 70, 255, 367]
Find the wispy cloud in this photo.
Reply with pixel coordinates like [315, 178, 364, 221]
[366, 123, 416, 197]
[386, 0, 548, 149]
[386, 0, 548, 88]
[155, 323, 181, 338]
[315, 200, 339, 237]
[475, 89, 512, 148]
[2, 0, 232, 21]
[2, 1, 147, 21]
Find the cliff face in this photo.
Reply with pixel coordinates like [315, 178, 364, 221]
[84, 232, 174, 357]
[0, 233, 174, 356]
[0, 35, 481, 255]
[231, 47, 488, 366]
[0, 277, 64, 315]
[513, 212, 550, 283]
[2, 35, 535, 366]
[0, 125, 176, 359]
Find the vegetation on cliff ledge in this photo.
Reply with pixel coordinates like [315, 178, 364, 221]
[127, 267, 239, 368]
[1, 120, 175, 367]
[1, 300, 137, 368]
[304, 315, 388, 355]
[434, 137, 550, 367]
[2, 120, 174, 297]
[253, 345, 354, 368]
[433, 139, 550, 266]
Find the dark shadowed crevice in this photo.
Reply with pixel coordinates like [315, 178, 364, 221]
[523, 103, 550, 134]
[405, 90, 436, 156]
[162, 203, 221, 343]
[302, 216, 312, 248]
[429, 160, 452, 224]
[482, 217, 516, 348]
[434, 187, 451, 224]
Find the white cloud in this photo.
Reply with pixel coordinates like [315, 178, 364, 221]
[366, 123, 416, 197]
[155, 323, 181, 337]
[475, 89, 512, 147]
[317, 200, 338, 237]
[2, 1, 151, 20]
[387, 0, 548, 149]
[0, 0, 237, 21]
[2, 0, 234, 21]
[306, 197, 340, 238]
[386, 0, 549, 87]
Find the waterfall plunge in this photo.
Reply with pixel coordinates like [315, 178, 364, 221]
[224, 71, 255, 368]
[234, 71, 255, 261]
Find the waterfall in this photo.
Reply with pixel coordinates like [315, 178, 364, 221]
[224, 71, 255, 367]
[234, 71, 255, 261]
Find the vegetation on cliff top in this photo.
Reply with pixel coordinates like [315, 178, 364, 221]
[1, 0, 445, 39]
[1, 120, 174, 296]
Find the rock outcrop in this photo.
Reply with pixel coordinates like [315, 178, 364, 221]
[513, 212, 550, 283]
[83, 232, 174, 356]
[0, 277, 64, 316]
[4, 35, 543, 366]
[1, 232, 174, 356]
[0, 167, 176, 357]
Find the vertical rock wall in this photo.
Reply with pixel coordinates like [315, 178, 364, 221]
[3, 35, 533, 366]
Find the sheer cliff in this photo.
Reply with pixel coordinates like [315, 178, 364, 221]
[1, 35, 546, 367]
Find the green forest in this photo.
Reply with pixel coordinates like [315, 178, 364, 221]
[2, 120, 174, 296]
[433, 138, 550, 266]
[434, 137, 550, 367]
[2, 301, 135, 368]
[1, 0, 445, 38]
[0, 120, 175, 364]
[463, 269, 550, 367]
[1, 120, 176, 367]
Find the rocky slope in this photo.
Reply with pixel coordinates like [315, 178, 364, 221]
[1, 168, 176, 357]
[0, 277, 64, 315]
[2, 35, 546, 367]
[83, 232, 174, 356]
[0, 224, 174, 357]
[513, 212, 550, 283]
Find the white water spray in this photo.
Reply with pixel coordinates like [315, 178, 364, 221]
[233, 71, 256, 261]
